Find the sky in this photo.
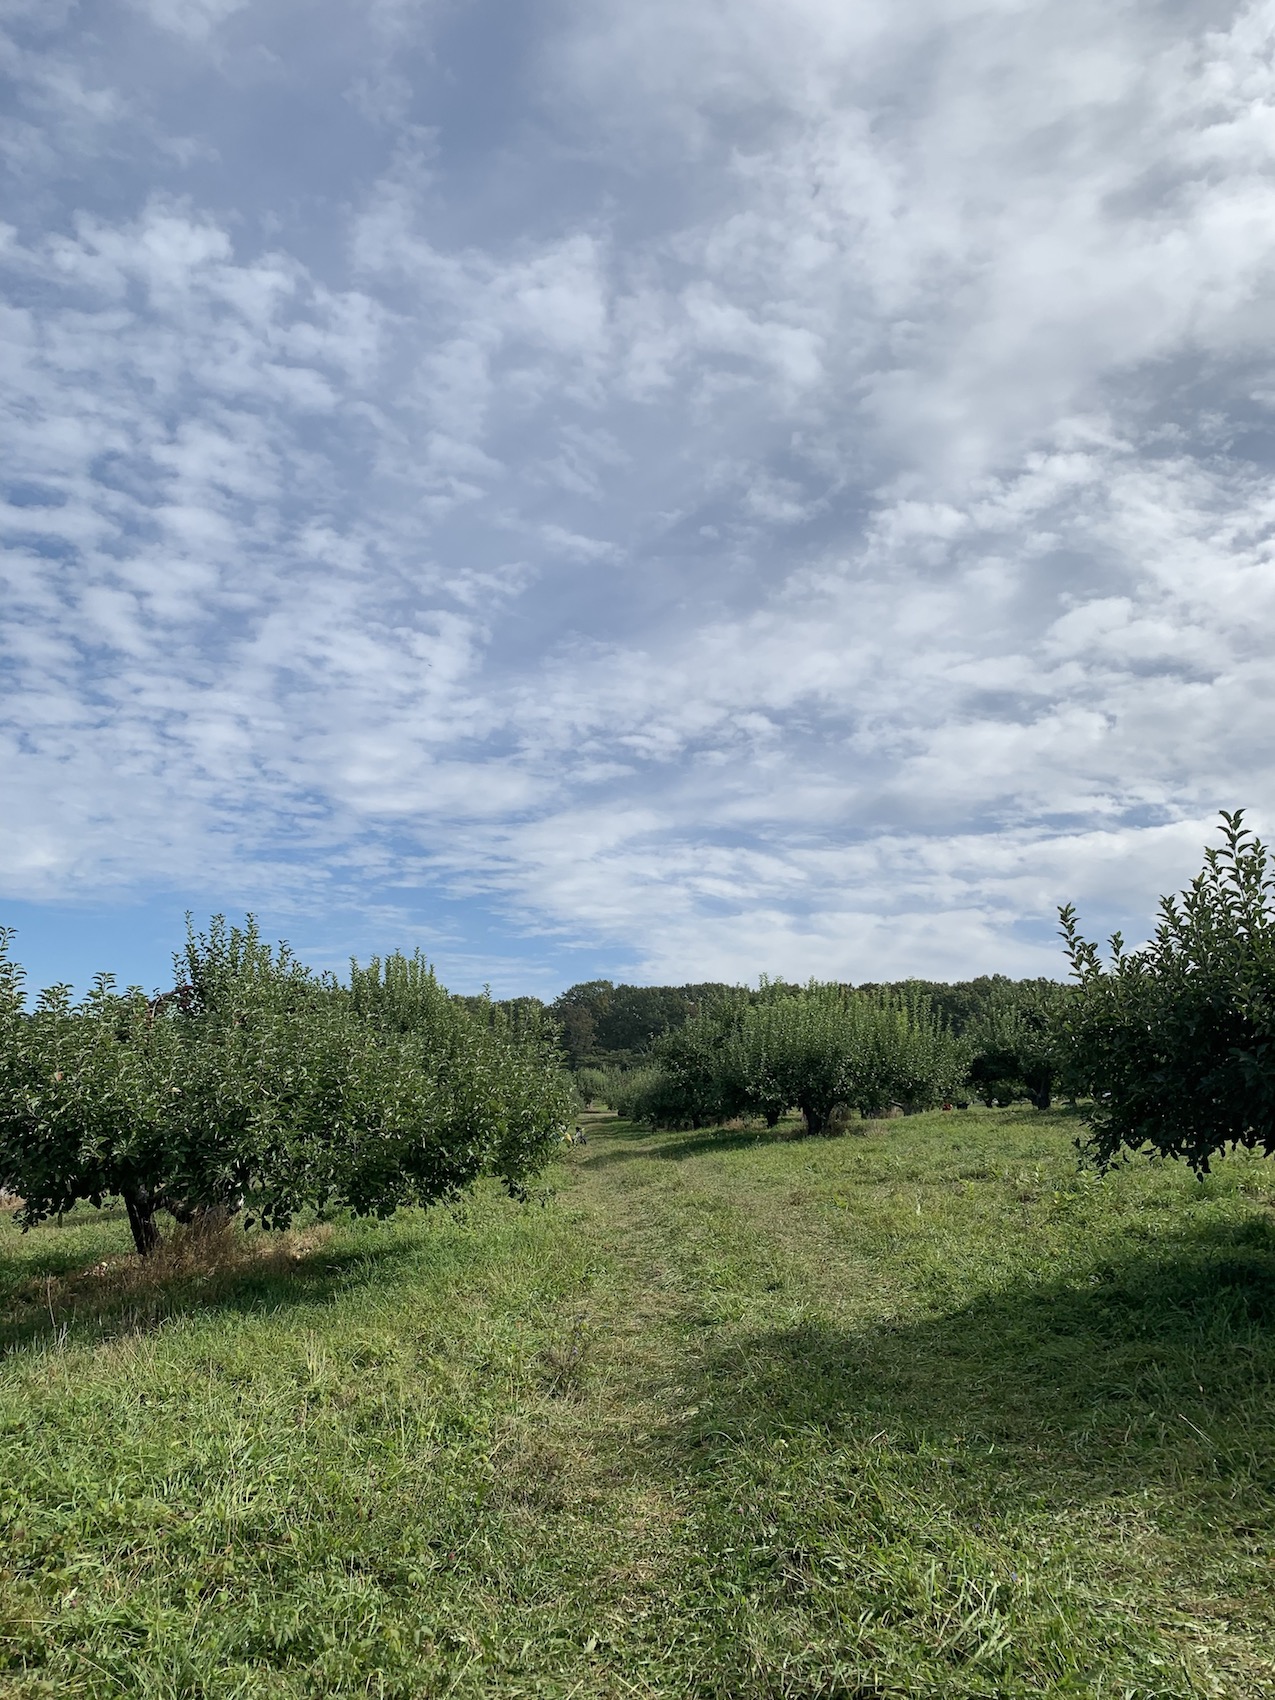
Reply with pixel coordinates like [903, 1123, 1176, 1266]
[2, 0, 1275, 998]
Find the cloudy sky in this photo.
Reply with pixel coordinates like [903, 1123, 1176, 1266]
[2, 0, 1274, 996]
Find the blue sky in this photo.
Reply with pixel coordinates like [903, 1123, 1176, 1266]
[3, 0, 1274, 998]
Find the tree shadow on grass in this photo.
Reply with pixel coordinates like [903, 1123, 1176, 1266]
[581, 1123, 795, 1168]
[0, 1228, 415, 1357]
[647, 1221, 1275, 1698]
[674, 1211, 1275, 1520]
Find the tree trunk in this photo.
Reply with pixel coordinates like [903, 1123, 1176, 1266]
[122, 1186, 161, 1258]
[765, 1109, 781, 1128]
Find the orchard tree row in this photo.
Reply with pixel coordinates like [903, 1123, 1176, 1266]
[0, 918, 573, 1258]
[548, 972, 1066, 1072]
[581, 813, 1275, 1178]
[3, 813, 1273, 1259]
[579, 980, 1060, 1133]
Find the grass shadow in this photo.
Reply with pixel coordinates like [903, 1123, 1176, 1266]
[581, 1122, 795, 1168]
[0, 1225, 416, 1357]
[676, 1211, 1275, 1517]
[0, 1203, 138, 1290]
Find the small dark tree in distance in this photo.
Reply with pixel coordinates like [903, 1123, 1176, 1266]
[966, 984, 1067, 1109]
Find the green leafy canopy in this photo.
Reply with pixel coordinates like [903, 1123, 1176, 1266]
[0, 917, 573, 1256]
[1060, 810, 1275, 1173]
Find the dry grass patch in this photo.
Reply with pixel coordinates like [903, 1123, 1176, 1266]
[27, 1215, 331, 1296]
[2, 1213, 336, 1351]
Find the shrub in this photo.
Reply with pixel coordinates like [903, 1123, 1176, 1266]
[725, 985, 968, 1131]
[1059, 810, 1275, 1172]
[864, 992, 970, 1116]
[735, 989, 860, 1133]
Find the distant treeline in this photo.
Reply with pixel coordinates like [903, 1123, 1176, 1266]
[456, 975, 1064, 1072]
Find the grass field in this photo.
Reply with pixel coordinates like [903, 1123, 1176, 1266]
[2, 1106, 1275, 1698]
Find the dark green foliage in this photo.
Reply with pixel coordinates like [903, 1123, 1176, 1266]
[554, 973, 1067, 1083]
[0, 921, 573, 1257]
[611, 983, 733, 1054]
[857, 975, 1063, 1037]
[549, 979, 734, 1070]
[645, 1010, 741, 1128]
[1060, 810, 1275, 1173]
[451, 991, 547, 1034]
[721, 988, 860, 1133]
[592, 1064, 665, 1122]
[581, 1034, 735, 1130]
[549, 980, 613, 1069]
[347, 949, 573, 1204]
[965, 983, 1068, 1109]
[573, 1065, 611, 1107]
[746, 985, 967, 1130]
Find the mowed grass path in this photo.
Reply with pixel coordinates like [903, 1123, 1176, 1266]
[3, 1108, 1275, 1698]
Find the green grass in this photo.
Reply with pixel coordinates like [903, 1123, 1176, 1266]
[3, 1107, 1275, 1697]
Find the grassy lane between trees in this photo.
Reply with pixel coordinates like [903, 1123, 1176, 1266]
[3, 1107, 1275, 1698]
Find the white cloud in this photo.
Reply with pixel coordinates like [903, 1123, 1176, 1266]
[130, 0, 249, 42]
[2, 0, 1275, 988]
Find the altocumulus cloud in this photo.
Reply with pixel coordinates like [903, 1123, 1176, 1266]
[2, 0, 1275, 992]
